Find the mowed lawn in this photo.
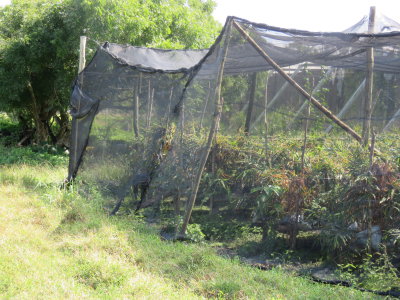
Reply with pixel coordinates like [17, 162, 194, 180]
[0, 162, 379, 299]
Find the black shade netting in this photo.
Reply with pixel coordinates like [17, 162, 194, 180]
[69, 16, 400, 256]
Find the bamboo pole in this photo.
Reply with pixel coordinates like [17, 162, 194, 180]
[72, 36, 87, 175]
[133, 79, 140, 137]
[251, 65, 303, 130]
[383, 106, 400, 132]
[264, 72, 270, 158]
[148, 87, 155, 126]
[362, 6, 376, 146]
[367, 129, 376, 253]
[146, 80, 152, 128]
[244, 72, 257, 134]
[166, 86, 174, 125]
[288, 68, 334, 130]
[301, 98, 311, 171]
[233, 21, 366, 146]
[325, 79, 366, 133]
[179, 20, 233, 236]
[78, 36, 87, 74]
[200, 81, 212, 129]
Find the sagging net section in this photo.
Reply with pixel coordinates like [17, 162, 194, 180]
[69, 17, 400, 255]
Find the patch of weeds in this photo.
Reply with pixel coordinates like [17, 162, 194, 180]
[338, 252, 400, 292]
[74, 258, 128, 290]
[21, 175, 39, 189]
[60, 206, 86, 225]
[0, 117, 23, 146]
[203, 280, 243, 299]
[177, 248, 215, 273]
[186, 223, 206, 243]
[0, 145, 67, 166]
[0, 279, 9, 294]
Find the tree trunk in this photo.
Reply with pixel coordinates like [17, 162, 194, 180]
[55, 110, 70, 146]
[27, 81, 48, 143]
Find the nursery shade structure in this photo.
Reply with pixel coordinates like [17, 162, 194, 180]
[69, 15, 400, 235]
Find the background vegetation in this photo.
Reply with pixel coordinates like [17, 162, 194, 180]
[0, 0, 220, 144]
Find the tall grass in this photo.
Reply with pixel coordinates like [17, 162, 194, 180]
[0, 158, 379, 299]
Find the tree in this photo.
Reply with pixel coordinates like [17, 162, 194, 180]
[0, 0, 221, 144]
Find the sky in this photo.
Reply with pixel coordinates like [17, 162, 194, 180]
[0, 0, 399, 32]
[212, 0, 400, 31]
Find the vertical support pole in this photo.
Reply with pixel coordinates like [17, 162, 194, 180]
[166, 86, 174, 126]
[287, 68, 334, 130]
[79, 36, 87, 74]
[179, 19, 233, 237]
[133, 78, 140, 137]
[146, 80, 152, 128]
[367, 129, 376, 253]
[383, 106, 400, 132]
[251, 65, 303, 130]
[72, 35, 87, 176]
[362, 6, 376, 146]
[200, 81, 212, 129]
[148, 88, 155, 127]
[244, 72, 257, 134]
[263, 72, 270, 158]
[209, 144, 216, 214]
[325, 79, 366, 133]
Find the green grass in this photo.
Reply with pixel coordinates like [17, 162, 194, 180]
[0, 160, 382, 299]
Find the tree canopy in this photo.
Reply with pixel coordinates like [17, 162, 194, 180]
[0, 0, 221, 144]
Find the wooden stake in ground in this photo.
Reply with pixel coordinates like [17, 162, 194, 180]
[244, 72, 257, 134]
[362, 6, 376, 146]
[179, 20, 233, 236]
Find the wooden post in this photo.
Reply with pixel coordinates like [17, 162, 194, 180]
[71, 36, 87, 175]
[148, 87, 155, 126]
[173, 189, 181, 217]
[362, 6, 376, 146]
[209, 144, 216, 214]
[166, 86, 174, 125]
[133, 79, 140, 137]
[263, 72, 270, 158]
[79, 36, 87, 74]
[383, 106, 400, 132]
[200, 81, 212, 129]
[367, 129, 376, 252]
[146, 80, 152, 128]
[301, 99, 311, 171]
[244, 72, 257, 134]
[179, 20, 233, 236]
[325, 79, 366, 133]
[288, 68, 334, 130]
[232, 20, 378, 153]
[251, 65, 303, 130]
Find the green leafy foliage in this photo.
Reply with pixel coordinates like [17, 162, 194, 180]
[0, 0, 220, 144]
[338, 252, 400, 292]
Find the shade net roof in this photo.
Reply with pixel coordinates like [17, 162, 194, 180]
[69, 16, 400, 254]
